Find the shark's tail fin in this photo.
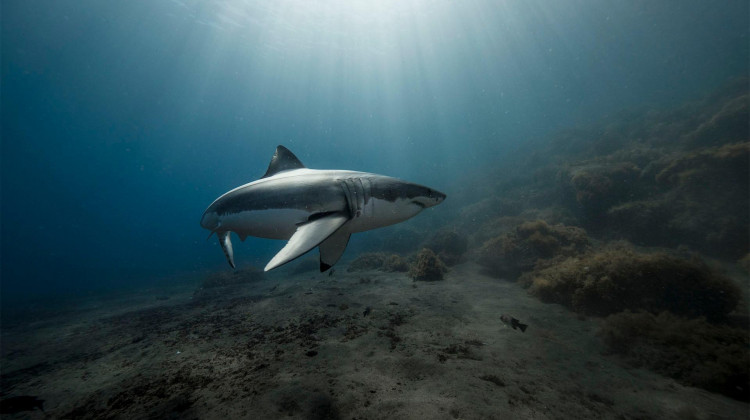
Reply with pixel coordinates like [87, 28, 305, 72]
[512, 319, 528, 332]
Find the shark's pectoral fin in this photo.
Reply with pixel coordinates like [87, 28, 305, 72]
[319, 228, 351, 272]
[218, 231, 235, 269]
[264, 213, 349, 272]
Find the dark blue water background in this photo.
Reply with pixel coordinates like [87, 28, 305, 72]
[2, 0, 747, 303]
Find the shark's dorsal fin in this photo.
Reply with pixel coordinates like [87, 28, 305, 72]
[261, 145, 306, 178]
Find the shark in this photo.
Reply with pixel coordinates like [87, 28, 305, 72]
[200, 145, 446, 272]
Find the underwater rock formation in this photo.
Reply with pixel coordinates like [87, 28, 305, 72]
[463, 79, 748, 260]
[477, 220, 589, 279]
[422, 230, 468, 266]
[604, 142, 750, 258]
[685, 87, 748, 146]
[599, 310, 749, 401]
[522, 244, 740, 321]
[561, 162, 641, 223]
[408, 248, 448, 281]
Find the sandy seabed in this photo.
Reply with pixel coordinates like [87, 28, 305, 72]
[1, 263, 747, 419]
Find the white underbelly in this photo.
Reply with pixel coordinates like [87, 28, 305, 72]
[345, 198, 421, 233]
[220, 208, 310, 240]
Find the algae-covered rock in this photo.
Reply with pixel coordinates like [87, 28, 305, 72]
[477, 220, 589, 279]
[347, 252, 409, 272]
[423, 230, 468, 266]
[347, 253, 388, 272]
[599, 310, 749, 401]
[382, 254, 409, 272]
[523, 245, 740, 320]
[608, 142, 750, 258]
[561, 162, 641, 223]
[408, 248, 447, 281]
[686, 90, 749, 146]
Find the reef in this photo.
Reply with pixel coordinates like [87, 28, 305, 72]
[464, 79, 749, 259]
[521, 244, 741, 321]
[408, 248, 448, 281]
[477, 220, 589, 279]
[347, 252, 409, 272]
[599, 311, 749, 401]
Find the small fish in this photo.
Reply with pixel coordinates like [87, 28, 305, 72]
[363, 306, 372, 317]
[500, 314, 528, 332]
[0, 396, 45, 414]
[328, 268, 336, 277]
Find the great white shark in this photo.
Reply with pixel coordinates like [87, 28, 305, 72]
[200, 145, 446, 272]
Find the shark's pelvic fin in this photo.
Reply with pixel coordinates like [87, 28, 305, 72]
[319, 229, 351, 272]
[261, 145, 306, 179]
[218, 231, 235, 269]
[264, 213, 348, 271]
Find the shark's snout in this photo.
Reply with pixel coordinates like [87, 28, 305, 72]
[413, 189, 446, 208]
[432, 190, 447, 204]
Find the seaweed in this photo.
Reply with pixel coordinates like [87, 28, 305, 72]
[408, 248, 448, 281]
[346, 252, 388, 271]
[346, 252, 409, 272]
[560, 161, 642, 225]
[477, 220, 589, 279]
[461, 80, 749, 261]
[522, 244, 741, 321]
[599, 310, 750, 401]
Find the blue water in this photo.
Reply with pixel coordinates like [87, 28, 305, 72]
[2, 0, 747, 302]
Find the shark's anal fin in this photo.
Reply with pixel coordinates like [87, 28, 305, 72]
[264, 213, 348, 271]
[319, 229, 351, 272]
[218, 231, 235, 269]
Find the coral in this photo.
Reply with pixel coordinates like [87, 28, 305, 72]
[599, 311, 749, 401]
[347, 252, 409, 272]
[477, 220, 589, 279]
[408, 248, 447, 281]
[423, 230, 468, 266]
[523, 245, 741, 321]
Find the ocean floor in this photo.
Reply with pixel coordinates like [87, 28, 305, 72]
[1, 263, 747, 419]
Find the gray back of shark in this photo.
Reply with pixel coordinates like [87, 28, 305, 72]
[201, 145, 446, 272]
